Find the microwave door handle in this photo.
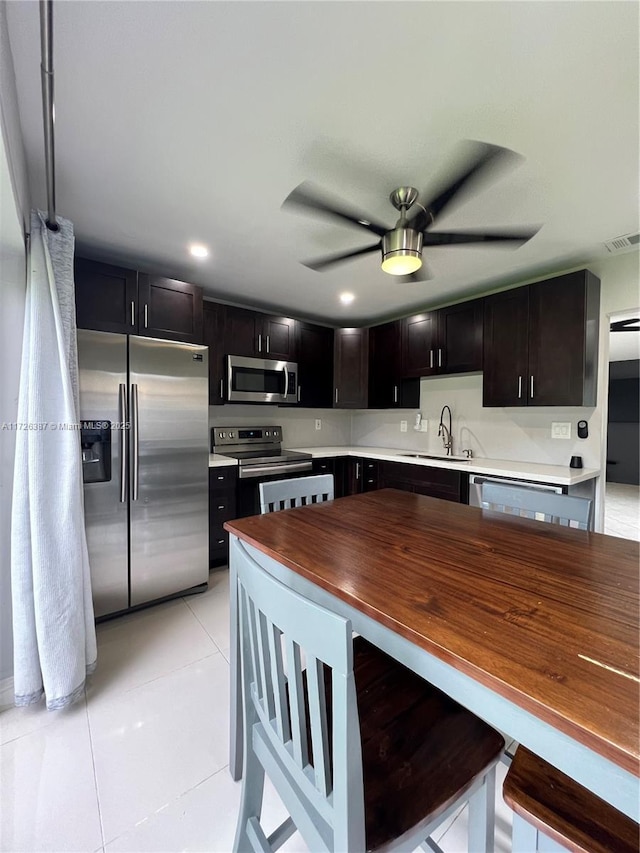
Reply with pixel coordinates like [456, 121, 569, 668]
[282, 365, 289, 399]
[227, 358, 232, 401]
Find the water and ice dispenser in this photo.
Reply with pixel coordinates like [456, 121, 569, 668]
[80, 421, 111, 483]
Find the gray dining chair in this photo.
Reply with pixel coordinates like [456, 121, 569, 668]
[230, 473, 335, 782]
[504, 746, 638, 853]
[481, 483, 592, 530]
[233, 547, 505, 853]
[259, 474, 334, 514]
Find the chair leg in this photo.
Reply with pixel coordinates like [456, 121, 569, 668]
[511, 812, 539, 852]
[467, 767, 496, 853]
[233, 728, 267, 853]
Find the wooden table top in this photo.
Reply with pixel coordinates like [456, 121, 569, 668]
[225, 489, 640, 776]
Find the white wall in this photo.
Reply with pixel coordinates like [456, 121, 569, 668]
[209, 405, 351, 448]
[0, 3, 28, 682]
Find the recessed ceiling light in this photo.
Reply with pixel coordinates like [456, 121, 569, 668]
[340, 292, 355, 305]
[189, 243, 209, 259]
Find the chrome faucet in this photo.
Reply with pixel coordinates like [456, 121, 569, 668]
[438, 405, 453, 456]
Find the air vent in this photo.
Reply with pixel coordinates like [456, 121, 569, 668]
[604, 232, 640, 253]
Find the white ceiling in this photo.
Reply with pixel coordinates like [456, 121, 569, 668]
[5, 0, 640, 324]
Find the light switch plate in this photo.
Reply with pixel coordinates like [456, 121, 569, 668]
[400, 420, 408, 433]
[315, 419, 322, 430]
[551, 422, 571, 439]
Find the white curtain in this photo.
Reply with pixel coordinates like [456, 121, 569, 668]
[11, 211, 96, 710]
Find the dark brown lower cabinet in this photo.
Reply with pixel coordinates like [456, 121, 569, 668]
[378, 461, 468, 503]
[312, 457, 347, 498]
[343, 457, 379, 495]
[209, 466, 238, 566]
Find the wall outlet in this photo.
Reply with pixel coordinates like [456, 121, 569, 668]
[400, 420, 408, 433]
[551, 422, 571, 439]
[315, 418, 322, 431]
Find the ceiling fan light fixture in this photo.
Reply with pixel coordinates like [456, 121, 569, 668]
[381, 228, 424, 276]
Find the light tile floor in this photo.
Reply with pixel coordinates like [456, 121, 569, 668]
[604, 482, 640, 541]
[0, 569, 514, 853]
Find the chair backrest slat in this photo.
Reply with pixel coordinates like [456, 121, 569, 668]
[482, 483, 591, 530]
[307, 656, 332, 797]
[286, 637, 309, 768]
[259, 474, 334, 515]
[267, 622, 290, 742]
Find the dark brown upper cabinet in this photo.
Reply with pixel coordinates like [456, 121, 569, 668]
[203, 300, 226, 405]
[402, 300, 483, 378]
[483, 269, 600, 407]
[137, 274, 203, 344]
[75, 258, 204, 344]
[75, 258, 138, 335]
[437, 299, 484, 374]
[334, 327, 369, 408]
[297, 322, 334, 407]
[368, 320, 420, 408]
[402, 311, 439, 376]
[223, 305, 297, 361]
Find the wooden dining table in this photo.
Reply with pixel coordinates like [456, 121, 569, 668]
[224, 489, 640, 820]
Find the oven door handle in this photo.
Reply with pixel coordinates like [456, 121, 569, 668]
[238, 460, 312, 479]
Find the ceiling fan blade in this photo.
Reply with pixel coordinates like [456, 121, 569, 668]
[422, 227, 540, 247]
[399, 262, 433, 283]
[302, 242, 381, 271]
[409, 141, 523, 229]
[283, 182, 390, 237]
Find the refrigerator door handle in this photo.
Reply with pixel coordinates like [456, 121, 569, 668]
[131, 383, 140, 500]
[119, 383, 128, 502]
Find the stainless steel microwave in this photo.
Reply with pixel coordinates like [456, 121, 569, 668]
[226, 355, 298, 404]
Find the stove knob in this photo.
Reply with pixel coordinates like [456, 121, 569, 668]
[220, 432, 226, 439]
[265, 430, 270, 437]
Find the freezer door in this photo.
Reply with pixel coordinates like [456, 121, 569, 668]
[129, 336, 209, 606]
[77, 330, 129, 617]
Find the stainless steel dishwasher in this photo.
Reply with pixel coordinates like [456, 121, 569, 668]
[468, 473, 563, 508]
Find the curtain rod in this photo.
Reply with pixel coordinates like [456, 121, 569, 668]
[39, 0, 58, 231]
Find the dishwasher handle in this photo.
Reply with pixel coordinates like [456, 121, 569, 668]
[469, 473, 563, 507]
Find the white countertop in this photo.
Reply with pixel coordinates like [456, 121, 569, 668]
[286, 445, 600, 486]
[209, 453, 238, 468]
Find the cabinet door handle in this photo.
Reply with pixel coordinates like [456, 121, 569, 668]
[217, 504, 224, 510]
[258, 333, 262, 353]
[217, 538, 225, 545]
[220, 378, 224, 399]
[530, 376, 534, 399]
[430, 350, 434, 369]
[143, 304, 148, 329]
[438, 348, 442, 368]
[335, 388, 339, 404]
[266, 335, 270, 353]
[393, 385, 398, 403]
[356, 463, 360, 479]
[130, 301, 135, 327]
[217, 475, 224, 480]
[518, 376, 522, 399]
[297, 385, 301, 403]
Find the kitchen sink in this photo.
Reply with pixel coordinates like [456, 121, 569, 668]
[398, 453, 471, 462]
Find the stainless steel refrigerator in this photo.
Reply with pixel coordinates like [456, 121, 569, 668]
[77, 330, 209, 618]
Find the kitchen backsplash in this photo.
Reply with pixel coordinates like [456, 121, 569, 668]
[209, 405, 351, 448]
[211, 377, 600, 468]
[351, 373, 600, 468]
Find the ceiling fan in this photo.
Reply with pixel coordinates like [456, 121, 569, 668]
[282, 141, 541, 281]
